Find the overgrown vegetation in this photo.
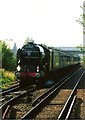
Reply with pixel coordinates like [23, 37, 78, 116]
[0, 69, 15, 89]
[0, 40, 17, 89]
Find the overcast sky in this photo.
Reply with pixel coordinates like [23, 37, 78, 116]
[0, 0, 84, 48]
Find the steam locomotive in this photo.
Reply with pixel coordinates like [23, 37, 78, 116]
[15, 41, 80, 85]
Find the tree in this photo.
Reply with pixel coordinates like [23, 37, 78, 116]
[0, 40, 16, 71]
[76, 1, 85, 63]
[76, 1, 85, 27]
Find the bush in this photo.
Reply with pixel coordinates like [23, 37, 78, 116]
[0, 69, 15, 89]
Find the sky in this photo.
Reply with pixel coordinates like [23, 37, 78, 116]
[0, 0, 84, 48]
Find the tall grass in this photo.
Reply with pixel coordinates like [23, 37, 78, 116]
[0, 69, 15, 89]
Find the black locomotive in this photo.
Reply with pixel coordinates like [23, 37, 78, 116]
[15, 41, 80, 85]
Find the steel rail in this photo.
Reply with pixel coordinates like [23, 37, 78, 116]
[2, 105, 10, 119]
[66, 95, 77, 119]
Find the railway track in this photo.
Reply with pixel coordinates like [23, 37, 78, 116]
[0, 66, 84, 119]
[0, 83, 20, 106]
[58, 71, 85, 119]
[21, 67, 85, 119]
[0, 84, 37, 119]
[1, 83, 20, 96]
[0, 83, 20, 110]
